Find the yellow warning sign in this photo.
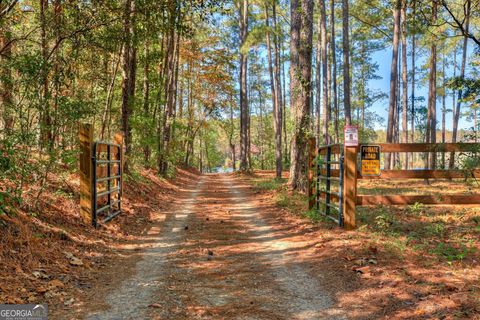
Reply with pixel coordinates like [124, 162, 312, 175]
[361, 145, 381, 177]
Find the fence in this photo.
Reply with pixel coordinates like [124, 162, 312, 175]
[79, 124, 124, 227]
[308, 141, 480, 230]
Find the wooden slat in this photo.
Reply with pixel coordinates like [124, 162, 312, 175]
[319, 169, 340, 177]
[308, 138, 316, 209]
[318, 144, 342, 155]
[357, 194, 480, 206]
[375, 143, 480, 153]
[79, 124, 93, 225]
[96, 165, 119, 178]
[96, 144, 120, 154]
[343, 146, 357, 230]
[319, 191, 339, 202]
[359, 169, 480, 179]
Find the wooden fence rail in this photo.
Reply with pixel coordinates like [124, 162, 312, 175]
[308, 142, 480, 230]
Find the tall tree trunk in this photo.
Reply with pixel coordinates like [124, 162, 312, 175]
[315, 13, 321, 145]
[239, 0, 249, 171]
[330, 0, 339, 142]
[121, 0, 134, 171]
[288, 0, 314, 190]
[320, 0, 329, 144]
[281, 42, 288, 165]
[410, 0, 415, 167]
[0, 15, 13, 136]
[426, 0, 437, 169]
[401, 0, 408, 169]
[449, 0, 470, 169]
[39, 0, 52, 149]
[143, 41, 151, 165]
[160, 27, 180, 175]
[441, 53, 446, 168]
[342, 0, 352, 125]
[272, 1, 283, 177]
[265, 3, 282, 178]
[101, 46, 122, 140]
[385, 0, 401, 170]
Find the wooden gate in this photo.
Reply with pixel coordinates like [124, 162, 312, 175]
[312, 142, 344, 226]
[308, 141, 480, 230]
[79, 124, 124, 227]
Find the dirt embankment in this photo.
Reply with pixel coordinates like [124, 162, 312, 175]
[0, 167, 199, 312]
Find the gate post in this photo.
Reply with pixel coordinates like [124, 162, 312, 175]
[343, 145, 357, 230]
[113, 132, 124, 196]
[79, 123, 93, 225]
[307, 137, 316, 210]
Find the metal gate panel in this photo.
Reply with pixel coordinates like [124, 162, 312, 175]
[316, 144, 344, 226]
[92, 141, 122, 227]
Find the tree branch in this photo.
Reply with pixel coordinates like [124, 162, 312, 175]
[440, 0, 480, 47]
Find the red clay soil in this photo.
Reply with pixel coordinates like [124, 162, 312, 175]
[2, 169, 479, 319]
[0, 167, 199, 313]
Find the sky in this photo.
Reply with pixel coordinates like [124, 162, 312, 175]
[369, 47, 475, 131]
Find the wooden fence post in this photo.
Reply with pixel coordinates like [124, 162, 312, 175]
[114, 132, 124, 194]
[343, 145, 357, 230]
[79, 123, 93, 225]
[307, 137, 316, 210]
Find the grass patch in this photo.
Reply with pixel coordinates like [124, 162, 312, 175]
[253, 177, 287, 191]
[431, 242, 476, 262]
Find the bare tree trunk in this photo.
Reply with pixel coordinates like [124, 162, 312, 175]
[342, 0, 352, 125]
[315, 14, 321, 145]
[160, 28, 180, 175]
[271, 2, 284, 174]
[450, 0, 470, 169]
[401, 0, 408, 169]
[121, 0, 135, 171]
[282, 43, 288, 165]
[320, 0, 329, 145]
[265, 3, 282, 178]
[427, 0, 437, 170]
[385, 0, 401, 170]
[0, 15, 13, 136]
[39, 0, 52, 149]
[143, 40, 151, 165]
[101, 46, 122, 140]
[239, 0, 249, 171]
[330, 0, 339, 143]
[410, 0, 415, 167]
[288, 0, 314, 190]
[442, 53, 446, 168]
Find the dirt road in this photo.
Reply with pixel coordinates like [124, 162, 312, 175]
[84, 174, 346, 320]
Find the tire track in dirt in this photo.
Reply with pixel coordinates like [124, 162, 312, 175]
[86, 177, 205, 320]
[143, 174, 346, 320]
[221, 174, 346, 320]
[85, 173, 346, 320]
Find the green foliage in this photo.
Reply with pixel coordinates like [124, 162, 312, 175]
[253, 177, 287, 191]
[431, 242, 475, 262]
[303, 209, 322, 223]
[425, 222, 446, 237]
[408, 202, 426, 216]
[374, 211, 397, 232]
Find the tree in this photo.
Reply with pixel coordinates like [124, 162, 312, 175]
[330, 0, 339, 142]
[121, 0, 136, 171]
[426, 0, 437, 169]
[385, 0, 401, 170]
[342, 0, 352, 125]
[238, 0, 250, 171]
[288, 0, 314, 190]
[449, 0, 471, 168]
[319, 0, 329, 144]
[400, 0, 408, 169]
[264, 0, 282, 178]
